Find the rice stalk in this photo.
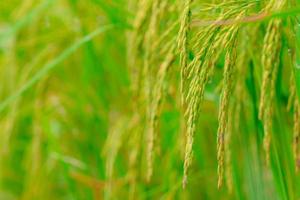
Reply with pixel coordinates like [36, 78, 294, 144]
[126, 0, 155, 188]
[146, 44, 176, 181]
[182, 7, 247, 188]
[104, 115, 128, 200]
[127, 115, 142, 200]
[178, 0, 193, 106]
[259, 10, 284, 164]
[217, 35, 238, 189]
[259, 19, 282, 120]
[224, 28, 248, 192]
[22, 81, 45, 200]
[144, 0, 178, 181]
[290, 71, 300, 172]
[293, 99, 300, 172]
[129, 0, 153, 95]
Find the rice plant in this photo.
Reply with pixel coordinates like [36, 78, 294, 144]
[1, 0, 300, 199]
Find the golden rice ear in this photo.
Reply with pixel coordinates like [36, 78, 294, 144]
[129, 0, 290, 192]
[142, 0, 179, 182]
[225, 113, 233, 193]
[217, 37, 238, 189]
[178, 0, 193, 107]
[225, 26, 249, 192]
[143, 0, 160, 182]
[128, 0, 154, 97]
[146, 44, 176, 182]
[293, 100, 300, 173]
[287, 69, 300, 172]
[126, 0, 157, 189]
[260, 20, 283, 165]
[292, 69, 300, 173]
[258, 0, 286, 165]
[104, 116, 128, 199]
[177, 0, 194, 189]
[182, 5, 248, 188]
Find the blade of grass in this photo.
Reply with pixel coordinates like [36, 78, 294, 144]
[0, 24, 113, 113]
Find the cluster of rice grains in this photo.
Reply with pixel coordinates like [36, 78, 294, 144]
[124, 0, 300, 193]
[288, 73, 300, 172]
[288, 14, 300, 172]
[259, 0, 286, 165]
[179, 1, 253, 189]
[126, 0, 179, 196]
